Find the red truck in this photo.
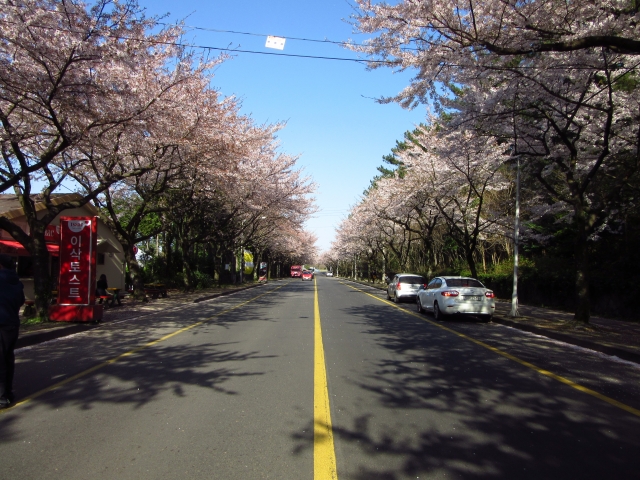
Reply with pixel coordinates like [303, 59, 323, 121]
[290, 265, 303, 278]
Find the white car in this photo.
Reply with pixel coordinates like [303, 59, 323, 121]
[326, 271, 333, 277]
[416, 276, 495, 322]
[387, 274, 427, 303]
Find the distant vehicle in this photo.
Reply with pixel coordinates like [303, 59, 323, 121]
[301, 270, 314, 281]
[416, 276, 495, 322]
[290, 265, 303, 278]
[326, 271, 333, 277]
[386, 274, 427, 303]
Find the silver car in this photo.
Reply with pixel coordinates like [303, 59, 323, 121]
[387, 274, 427, 303]
[416, 276, 495, 322]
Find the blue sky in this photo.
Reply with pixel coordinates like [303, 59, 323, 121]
[138, 0, 426, 252]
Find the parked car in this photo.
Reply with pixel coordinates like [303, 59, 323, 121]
[326, 271, 333, 277]
[301, 270, 314, 281]
[387, 274, 427, 303]
[416, 276, 495, 322]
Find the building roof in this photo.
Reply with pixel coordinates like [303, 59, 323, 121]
[0, 193, 99, 220]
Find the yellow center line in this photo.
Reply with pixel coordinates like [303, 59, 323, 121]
[314, 277, 338, 480]
[341, 281, 640, 418]
[2, 282, 291, 414]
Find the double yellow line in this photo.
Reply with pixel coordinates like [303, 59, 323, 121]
[343, 281, 640, 418]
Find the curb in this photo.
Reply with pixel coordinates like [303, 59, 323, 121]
[491, 316, 640, 364]
[17, 283, 265, 349]
[17, 323, 99, 349]
[341, 278, 640, 365]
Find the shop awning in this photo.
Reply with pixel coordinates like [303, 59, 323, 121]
[0, 240, 59, 256]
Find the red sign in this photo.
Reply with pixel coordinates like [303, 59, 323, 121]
[45, 225, 60, 244]
[57, 217, 98, 306]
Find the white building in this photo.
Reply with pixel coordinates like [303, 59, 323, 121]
[0, 194, 125, 300]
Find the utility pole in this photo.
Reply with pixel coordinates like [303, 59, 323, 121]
[382, 247, 386, 284]
[511, 156, 521, 317]
[354, 254, 358, 280]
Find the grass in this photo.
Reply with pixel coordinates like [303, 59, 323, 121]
[20, 315, 48, 326]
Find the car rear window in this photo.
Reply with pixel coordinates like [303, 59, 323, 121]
[399, 276, 426, 285]
[445, 278, 484, 288]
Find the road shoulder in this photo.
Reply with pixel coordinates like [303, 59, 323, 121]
[339, 277, 640, 364]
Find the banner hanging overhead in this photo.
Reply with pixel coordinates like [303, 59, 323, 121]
[265, 35, 286, 50]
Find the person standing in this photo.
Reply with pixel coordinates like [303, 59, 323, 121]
[95, 274, 109, 303]
[0, 253, 25, 408]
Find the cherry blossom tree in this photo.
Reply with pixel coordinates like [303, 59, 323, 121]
[0, 0, 191, 316]
[75, 57, 252, 294]
[350, 0, 640, 322]
[152, 117, 317, 287]
[392, 125, 510, 277]
[352, 0, 640, 61]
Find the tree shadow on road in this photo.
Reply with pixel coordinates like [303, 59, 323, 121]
[293, 300, 640, 479]
[1, 292, 290, 444]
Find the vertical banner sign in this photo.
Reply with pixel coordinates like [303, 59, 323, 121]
[57, 217, 98, 306]
[244, 249, 254, 275]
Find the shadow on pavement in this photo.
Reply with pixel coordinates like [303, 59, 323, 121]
[293, 299, 640, 479]
[1, 290, 292, 444]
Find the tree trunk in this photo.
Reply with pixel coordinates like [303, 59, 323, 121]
[165, 232, 173, 280]
[465, 248, 478, 279]
[573, 207, 591, 323]
[124, 243, 146, 300]
[181, 240, 194, 289]
[30, 228, 53, 320]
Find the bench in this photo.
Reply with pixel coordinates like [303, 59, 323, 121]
[97, 295, 116, 308]
[144, 284, 167, 299]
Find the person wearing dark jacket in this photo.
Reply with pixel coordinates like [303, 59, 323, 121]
[0, 253, 25, 408]
[95, 274, 110, 303]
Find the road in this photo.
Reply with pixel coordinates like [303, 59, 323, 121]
[1, 277, 639, 479]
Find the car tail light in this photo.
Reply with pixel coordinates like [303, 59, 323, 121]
[423, 284, 427, 289]
[441, 290, 459, 297]
[485, 291, 495, 298]
[396, 282, 401, 290]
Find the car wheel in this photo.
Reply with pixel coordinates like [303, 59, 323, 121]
[416, 297, 424, 314]
[433, 302, 441, 320]
[394, 293, 399, 303]
[386, 291, 391, 301]
[481, 315, 492, 323]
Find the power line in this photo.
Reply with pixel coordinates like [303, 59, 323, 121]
[191, 44, 390, 63]
[157, 21, 419, 53]
[158, 22, 364, 48]
[0, 17, 394, 65]
[0, 2, 404, 62]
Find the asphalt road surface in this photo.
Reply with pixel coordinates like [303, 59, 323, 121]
[1, 277, 639, 479]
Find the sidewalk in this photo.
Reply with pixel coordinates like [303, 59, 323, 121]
[492, 302, 640, 363]
[343, 278, 640, 364]
[17, 282, 269, 349]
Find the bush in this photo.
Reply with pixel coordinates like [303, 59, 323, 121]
[194, 271, 214, 289]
